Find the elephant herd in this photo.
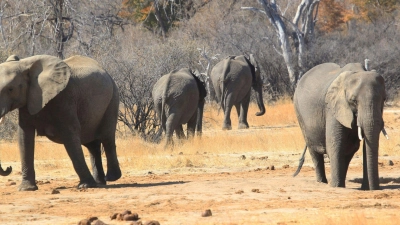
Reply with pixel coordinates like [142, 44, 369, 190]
[0, 54, 387, 191]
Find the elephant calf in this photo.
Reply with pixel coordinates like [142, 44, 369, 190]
[152, 68, 207, 148]
[0, 55, 121, 191]
[294, 63, 386, 190]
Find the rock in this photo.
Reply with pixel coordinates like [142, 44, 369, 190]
[5, 181, 16, 186]
[250, 156, 256, 160]
[77, 219, 91, 225]
[251, 189, 260, 193]
[179, 152, 183, 155]
[92, 220, 107, 225]
[258, 156, 268, 160]
[143, 220, 160, 225]
[121, 210, 132, 216]
[235, 190, 244, 194]
[201, 209, 212, 217]
[130, 222, 143, 225]
[282, 165, 289, 169]
[51, 189, 60, 194]
[387, 160, 394, 166]
[124, 213, 139, 221]
[239, 155, 246, 160]
[270, 165, 275, 170]
[110, 213, 119, 220]
[87, 217, 98, 222]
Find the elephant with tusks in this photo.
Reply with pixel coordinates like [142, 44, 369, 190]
[293, 63, 387, 190]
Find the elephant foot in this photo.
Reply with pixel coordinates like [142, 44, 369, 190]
[94, 177, 106, 185]
[77, 179, 98, 189]
[238, 123, 249, 129]
[329, 180, 346, 188]
[222, 124, 232, 130]
[105, 168, 122, 182]
[18, 180, 38, 191]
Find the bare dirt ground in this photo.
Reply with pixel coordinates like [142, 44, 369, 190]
[1, 149, 400, 225]
[1, 105, 400, 225]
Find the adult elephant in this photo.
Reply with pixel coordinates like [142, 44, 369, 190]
[210, 54, 265, 130]
[152, 68, 207, 148]
[0, 55, 121, 191]
[293, 63, 387, 190]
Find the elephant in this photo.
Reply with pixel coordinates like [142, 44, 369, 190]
[0, 55, 121, 191]
[152, 68, 207, 148]
[210, 54, 265, 130]
[293, 62, 387, 190]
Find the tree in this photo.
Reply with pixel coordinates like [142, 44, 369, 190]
[242, 0, 320, 88]
[349, 0, 399, 22]
[0, 0, 125, 58]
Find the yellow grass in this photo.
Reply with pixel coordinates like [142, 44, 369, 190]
[0, 100, 399, 174]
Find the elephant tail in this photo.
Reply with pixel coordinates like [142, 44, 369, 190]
[159, 75, 171, 138]
[219, 58, 232, 113]
[293, 145, 307, 177]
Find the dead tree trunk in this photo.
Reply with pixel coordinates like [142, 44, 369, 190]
[242, 0, 320, 88]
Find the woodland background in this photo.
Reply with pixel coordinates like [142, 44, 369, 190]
[0, 0, 399, 139]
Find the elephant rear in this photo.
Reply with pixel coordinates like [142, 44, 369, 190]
[154, 69, 199, 125]
[152, 68, 205, 147]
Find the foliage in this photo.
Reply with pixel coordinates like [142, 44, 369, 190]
[348, 0, 399, 22]
[318, 0, 348, 32]
[0, 0, 399, 140]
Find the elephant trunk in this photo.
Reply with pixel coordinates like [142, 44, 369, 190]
[359, 110, 382, 190]
[0, 163, 12, 176]
[0, 116, 12, 176]
[254, 85, 265, 116]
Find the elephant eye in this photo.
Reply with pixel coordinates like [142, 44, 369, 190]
[8, 88, 13, 93]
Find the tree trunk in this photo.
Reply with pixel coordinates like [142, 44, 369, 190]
[55, 0, 64, 59]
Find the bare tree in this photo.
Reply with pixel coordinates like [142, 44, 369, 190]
[197, 46, 219, 103]
[242, 0, 320, 87]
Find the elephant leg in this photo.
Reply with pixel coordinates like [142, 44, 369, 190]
[58, 122, 97, 188]
[84, 140, 106, 185]
[237, 91, 250, 129]
[101, 136, 122, 182]
[309, 149, 328, 183]
[329, 152, 348, 187]
[17, 124, 38, 191]
[175, 125, 186, 139]
[222, 95, 233, 130]
[165, 113, 179, 148]
[187, 115, 197, 139]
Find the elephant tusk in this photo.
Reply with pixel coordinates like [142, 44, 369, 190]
[0, 117, 3, 124]
[382, 127, 389, 140]
[358, 126, 363, 141]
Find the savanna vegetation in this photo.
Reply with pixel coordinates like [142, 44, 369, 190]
[0, 0, 399, 140]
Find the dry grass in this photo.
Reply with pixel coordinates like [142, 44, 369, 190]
[0, 100, 399, 175]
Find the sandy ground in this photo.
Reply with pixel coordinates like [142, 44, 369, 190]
[1, 149, 400, 225]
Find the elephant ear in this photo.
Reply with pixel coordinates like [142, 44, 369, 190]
[26, 55, 71, 115]
[6, 55, 20, 62]
[190, 69, 207, 100]
[249, 54, 259, 69]
[325, 71, 355, 129]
